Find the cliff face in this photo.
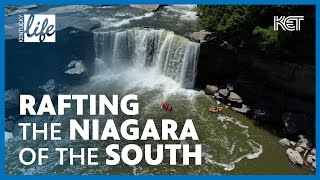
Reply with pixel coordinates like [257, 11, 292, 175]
[195, 39, 315, 139]
[196, 40, 315, 99]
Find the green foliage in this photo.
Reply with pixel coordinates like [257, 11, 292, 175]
[197, 5, 315, 64]
[252, 26, 278, 51]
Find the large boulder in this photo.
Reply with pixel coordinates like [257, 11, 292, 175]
[65, 60, 87, 75]
[290, 141, 296, 146]
[279, 138, 290, 147]
[307, 156, 314, 164]
[295, 146, 304, 153]
[297, 135, 312, 150]
[191, 30, 215, 44]
[130, 5, 160, 12]
[228, 92, 242, 103]
[204, 85, 218, 95]
[286, 148, 303, 165]
[218, 88, 229, 98]
[38, 79, 56, 93]
[228, 91, 244, 109]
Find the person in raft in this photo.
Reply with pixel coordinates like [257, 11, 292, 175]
[209, 106, 222, 113]
[161, 102, 172, 111]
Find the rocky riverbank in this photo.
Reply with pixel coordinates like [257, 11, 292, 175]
[192, 26, 315, 171]
[280, 136, 316, 170]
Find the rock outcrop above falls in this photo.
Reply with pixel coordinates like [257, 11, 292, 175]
[191, 30, 215, 44]
[130, 5, 160, 12]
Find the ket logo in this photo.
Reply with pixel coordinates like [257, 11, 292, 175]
[274, 16, 304, 31]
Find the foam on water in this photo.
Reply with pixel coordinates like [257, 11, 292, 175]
[92, 12, 154, 28]
[206, 115, 264, 171]
[164, 5, 198, 21]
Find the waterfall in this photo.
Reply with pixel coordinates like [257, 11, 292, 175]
[93, 28, 200, 88]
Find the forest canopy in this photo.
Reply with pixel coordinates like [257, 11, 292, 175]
[197, 5, 315, 64]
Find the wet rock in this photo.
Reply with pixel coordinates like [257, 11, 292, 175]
[5, 116, 15, 132]
[290, 141, 296, 146]
[279, 138, 290, 147]
[311, 148, 316, 155]
[38, 79, 56, 93]
[5, 89, 20, 116]
[213, 93, 224, 100]
[204, 85, 218, 95]
[307, 156, 313, 164]
[228, 92, 242, 103]
[312, 161, 316, 169]
[65, 60, 87, 75]
[286, 148, 303, 165]
[191, 30, 215, 44]
[312, 155, 316, 161]
[295, 146, 304, 153]
[297, 136, 312, 150]
[231, 104, 250, 114]
[130, 5, 160, 12]
[218, 88, 229, 97]
[282, 112, 308, 135]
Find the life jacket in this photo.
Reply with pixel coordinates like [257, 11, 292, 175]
[162, 103, 172, 111]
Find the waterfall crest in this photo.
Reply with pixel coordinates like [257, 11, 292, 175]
[93, 28, 200, 88]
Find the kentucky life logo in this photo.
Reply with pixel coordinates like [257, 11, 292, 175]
[19, 14, 56, 42]
[274, 16, 304, 31]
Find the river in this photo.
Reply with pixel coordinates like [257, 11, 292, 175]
[5, 5, 313, 175]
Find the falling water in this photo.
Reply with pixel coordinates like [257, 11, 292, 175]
[93, 28, 200, 88]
